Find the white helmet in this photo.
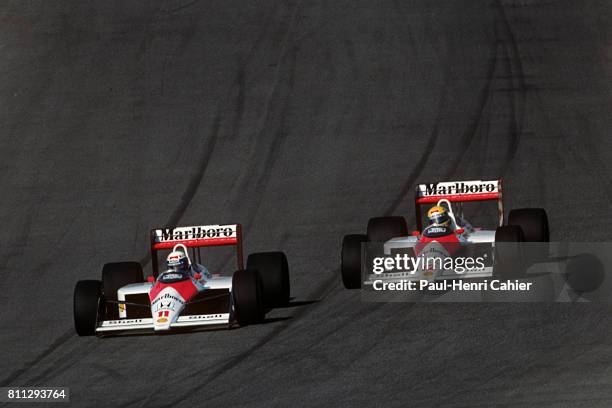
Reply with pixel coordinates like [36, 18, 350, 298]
[166, 249, 189, 272]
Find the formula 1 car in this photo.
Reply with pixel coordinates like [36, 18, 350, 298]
[74, 223, 290, 336]
[341, 179, 550, 288]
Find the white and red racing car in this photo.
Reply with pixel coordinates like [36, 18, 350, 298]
[341, 179, 550, 288]
[74, 223, 290, 336]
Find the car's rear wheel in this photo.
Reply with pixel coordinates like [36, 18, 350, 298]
[494, 225, 526, 279]
[246, 252, 290, 307]
[367, 216, 408, 242]
[508, 208, 549, 242]
[232, 269, 265, 325]
[341, 234, 367, 289]
[74, 280, 102, 336]
[508, 208, 549, 264]
[102, 262, 143, 319]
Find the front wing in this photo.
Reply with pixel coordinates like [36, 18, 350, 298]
[96, 313, 231, 333]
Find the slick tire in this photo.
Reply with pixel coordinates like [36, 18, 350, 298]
[246, 252, 290, 307]
[494, 225, 527, 279]
[341, 234, 367, 289]
[508, 208, 550, 263]
[367, 216, 408, 243]
[74, 280, 102, 336]
[102, 262, 144, 319]
[233, 269, 265, 325]
[508, 208, 549, 242]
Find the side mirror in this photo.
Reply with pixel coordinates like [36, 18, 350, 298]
[147, 276, 155, 283]
[194, 273, 202, 280]
[411, 231, 420, 236]
[456, 228, 465, 234]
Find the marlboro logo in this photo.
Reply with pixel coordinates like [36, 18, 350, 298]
[155, 225, 236, 242]
[421, 181, 497, 196]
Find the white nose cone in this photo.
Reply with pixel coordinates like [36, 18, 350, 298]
[151, 287, 186, 331]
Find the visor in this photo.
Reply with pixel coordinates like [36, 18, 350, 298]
[430, 213, 450, 225]
[167, 257, 188, 269]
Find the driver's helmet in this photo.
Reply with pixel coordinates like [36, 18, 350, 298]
[166, 250, 189, 272]
[427, 205, 451, 227]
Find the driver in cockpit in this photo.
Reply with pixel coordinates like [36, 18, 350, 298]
[422, 205, 454, 238]
[165, 247, 210, 279]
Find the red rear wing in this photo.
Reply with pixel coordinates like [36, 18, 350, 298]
[150, 224, 243, 276]
[414, 179, 504, 230]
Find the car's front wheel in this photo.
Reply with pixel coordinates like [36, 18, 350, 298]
[341, 234, 367, 289]
[508, 208, 549, 242]
[232, 269, 265, 325]
[494, 225, 526, 279]
[508, 208, 550, 264]
[74, 280, 102, 336]
[246, 252, 290, 307]
[367, 216, 408, 242]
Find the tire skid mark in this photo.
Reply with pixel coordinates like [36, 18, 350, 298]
[382, 68, 449, 216]
[228, 3, 281, 142]
[384, 9, 500, 214]
[212, 3, 303, 275]
[377, 1, 446, 217]
[494, 0, 527, 176]
[227, 1, 302, 231]
[239, 45, 298, 231]
[443, 35, 499, 180]
[150, 113, 221, 234]
[166, 0, 201, 15]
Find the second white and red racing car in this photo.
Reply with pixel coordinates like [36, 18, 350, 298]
[341, 179, 550, 288]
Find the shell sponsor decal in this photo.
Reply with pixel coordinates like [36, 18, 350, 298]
[156, 310, 170, 324]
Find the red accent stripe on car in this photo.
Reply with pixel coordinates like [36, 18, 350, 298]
[416, 233, 461, 255]
[415, 192, 500, 204]
[152, 237, 238, 250]
[149, 279, 198, 302]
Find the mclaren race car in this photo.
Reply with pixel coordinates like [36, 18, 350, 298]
[341, 179, 550, 288]
[74, 223, 290, 335]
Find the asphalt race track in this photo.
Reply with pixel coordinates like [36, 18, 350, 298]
[1, 1, 612, 406]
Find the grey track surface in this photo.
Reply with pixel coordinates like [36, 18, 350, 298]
[1, 1, 611, 406]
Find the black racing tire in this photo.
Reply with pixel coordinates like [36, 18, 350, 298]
[508, 208, 549, 242]
[246, 252, 290, 307]
[74, 280, 102, 336]
[341, 234, 367, 289]
[232, 269, 265, 325]
[367, 216, 408, 243]
[102, 262, 144, 319]
[508, 208, 550, 264]
[494, 225, 526, 279]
